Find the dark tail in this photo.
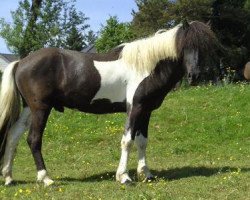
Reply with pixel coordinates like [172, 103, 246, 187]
[0, 61, 20, 169]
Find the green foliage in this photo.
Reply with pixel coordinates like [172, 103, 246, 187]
[210, 0, 250, 78]
[95, 16, 135, 53]
[65, 26, 85, 51]
[0, 84, 249, 199]
[245, 0, 250, 9]
[85, 30, 98, 45]
[171, 0, 213, 22]
[132, 0, 173, 36]
[63, 5, 90, 51]
[0, 0, 90, 57]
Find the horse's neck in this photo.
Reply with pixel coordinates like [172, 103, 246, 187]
[151, 59, 185, 91]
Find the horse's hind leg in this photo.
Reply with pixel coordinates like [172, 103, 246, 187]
[27, 108, 53, 186]
[2, 107, 31, 185]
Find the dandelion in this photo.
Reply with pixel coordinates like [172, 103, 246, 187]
[25, 189, 31, 195]
[120, 185, 126, 190]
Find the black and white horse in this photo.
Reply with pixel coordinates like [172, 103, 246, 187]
[0, 21, 218, 185]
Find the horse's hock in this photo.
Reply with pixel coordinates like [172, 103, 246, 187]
[244, 62, 250, 80]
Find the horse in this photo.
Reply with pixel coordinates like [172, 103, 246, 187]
[0, 21, 218, 186]
[244, 62, 250, 80]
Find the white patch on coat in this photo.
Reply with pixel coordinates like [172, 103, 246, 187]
[92, 60, 150, 105]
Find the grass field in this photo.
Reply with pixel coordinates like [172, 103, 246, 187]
[0, 84, 249, 199]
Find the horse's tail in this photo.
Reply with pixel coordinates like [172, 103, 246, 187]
[0, 61, 20, 167]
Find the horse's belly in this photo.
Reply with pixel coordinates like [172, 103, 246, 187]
[92, 81, 126, 103]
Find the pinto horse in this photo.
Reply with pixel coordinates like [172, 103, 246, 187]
[0, 21, 218, 185]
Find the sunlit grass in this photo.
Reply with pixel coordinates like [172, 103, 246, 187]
[0, 83, 249, 199]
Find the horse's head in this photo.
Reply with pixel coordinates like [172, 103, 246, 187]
[177, 20, 219, 86]
[183, 49, 200, 85]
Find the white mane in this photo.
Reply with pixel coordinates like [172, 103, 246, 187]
[120, 25, 181, 74]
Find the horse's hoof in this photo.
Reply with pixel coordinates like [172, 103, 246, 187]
[5, 176, 13, 186]
[121, 177, 132, 184]
[43, 178, 54, 187]
[143, 175, 156, 183]
[117, 173, 132, 184]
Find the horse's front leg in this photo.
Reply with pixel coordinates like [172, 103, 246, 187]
[116, 124, 133, 184]
[116, 106, 153, 183]
[134, 112, 154, 181]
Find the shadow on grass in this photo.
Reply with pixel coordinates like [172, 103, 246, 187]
[0, 180, 35, 186]
[1, 166, 249, 186]
[58, 166, 250, 183]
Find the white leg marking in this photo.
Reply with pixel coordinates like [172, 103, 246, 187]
[135, 134, 153, 181]
[4, 176, 13, 186]
[2, 108, 31, 185]
[116, 130, 133, 183]
[37, 169, 54, 186]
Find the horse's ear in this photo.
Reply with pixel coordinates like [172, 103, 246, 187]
[182, 19, 190, 29]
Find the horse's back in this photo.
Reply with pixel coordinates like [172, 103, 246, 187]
[244, 62, 250, 80]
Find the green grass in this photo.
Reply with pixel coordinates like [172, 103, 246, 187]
[0, 84, 249, 199]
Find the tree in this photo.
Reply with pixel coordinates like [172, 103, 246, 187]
[0, 0, 90, 58]
[170, 0, 212, 23]
[63, 5, 90, 51]
[20, 0, 43, 58]
[210, 0, 250, 78]
[245, 0, 250, 9]
[65, 26, 85, 51]
[131, 0, 173, 37]
[85, 30, 98, 45]
[95, 16, 135, 53]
